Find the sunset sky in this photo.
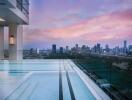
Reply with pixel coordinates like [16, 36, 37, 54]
[23, 0, 132, 49]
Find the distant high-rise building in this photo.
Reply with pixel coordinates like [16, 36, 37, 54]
[74, 44, 79, 53]
[129, 45, 132, 52]
[66, 46, 69, 51]
[59, 47, 63, 54]
[115, 46, 120, 55]
[105, 44, 109, 53]
[52, 44, 56, 53]
[92, 45, 97, 53]
[81, 45, 86, 49]
[96, 43, 101, 53]
[36, 48, 40, 54]
[30, 48, 34, 55]
[75, 44, 79, 49]
[124, 40, 127, 48]
[123, 40, 127, 53]
[81, 45, 90, 53]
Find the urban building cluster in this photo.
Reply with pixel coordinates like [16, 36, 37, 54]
[23, 40, 132, 59]
[90, 40, 132, 56]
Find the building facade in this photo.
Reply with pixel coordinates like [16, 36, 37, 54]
[52, 44, 56, 54]
[0, 0, 29, 60]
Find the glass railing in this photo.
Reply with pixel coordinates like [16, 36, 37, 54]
[16, 0, 29, 18]
[73, 57, 132, 100]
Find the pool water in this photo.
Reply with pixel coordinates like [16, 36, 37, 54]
[0, 59, 97, 100]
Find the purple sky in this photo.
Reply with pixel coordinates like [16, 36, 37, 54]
[23, 0, 132, 49]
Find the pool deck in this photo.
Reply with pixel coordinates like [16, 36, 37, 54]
[0, 59, 111, 100]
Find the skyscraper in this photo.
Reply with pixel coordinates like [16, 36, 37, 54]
[123, 40, 127, 53]
[75, 44, 79, 49]
[124, 40, 127, 49]
[59, 47, 63, 54]
[52, 44, 56, 53]
[66, 46, 69, 52]
[129, 45, 132, 52]
[105, 44, 110, 53]
[96, 43, 101, 53]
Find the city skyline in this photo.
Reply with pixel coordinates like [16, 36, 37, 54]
[24, 40, 131, 50]
[23, 0, 132, 49]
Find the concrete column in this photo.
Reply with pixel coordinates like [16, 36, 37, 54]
[9, 24, 23, 61]
[0, 26, 4, 60]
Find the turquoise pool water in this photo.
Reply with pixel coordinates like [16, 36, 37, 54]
[0, 60, 60, 71]
[0, 60, 96, 100]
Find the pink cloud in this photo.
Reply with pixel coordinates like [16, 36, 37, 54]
[47, 9, 132, 40]
[24, 8, 132, 47]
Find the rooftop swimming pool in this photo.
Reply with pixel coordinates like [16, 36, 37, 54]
[0, 59, 110, 100]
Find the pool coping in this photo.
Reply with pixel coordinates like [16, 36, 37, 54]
[69, 60, 111, 100]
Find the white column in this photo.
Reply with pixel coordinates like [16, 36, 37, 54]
[0, 26, 4, 60]
[9, 24, 23, 61]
